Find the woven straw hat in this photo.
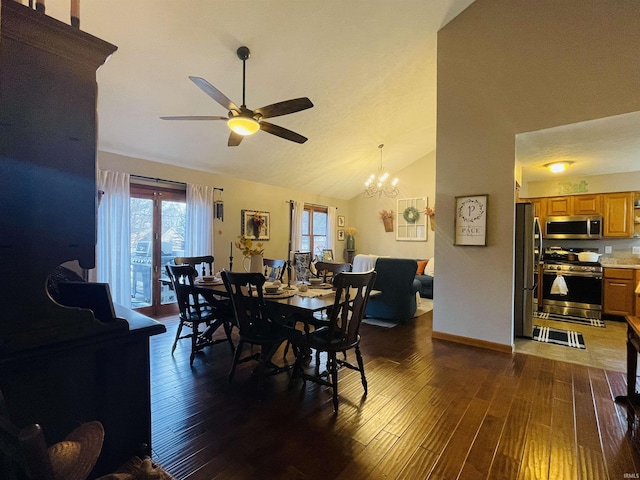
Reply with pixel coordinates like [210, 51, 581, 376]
[48, 421, 104, 480]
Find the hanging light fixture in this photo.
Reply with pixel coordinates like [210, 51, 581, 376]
[545, 161, 573, 173]
[364, 144, 399, 198]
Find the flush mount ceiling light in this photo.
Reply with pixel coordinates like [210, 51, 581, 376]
[364, 144, 399, 198]
[545, 161, 573, 173]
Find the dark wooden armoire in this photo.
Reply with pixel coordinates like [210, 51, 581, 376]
[0, 1, 165, 477]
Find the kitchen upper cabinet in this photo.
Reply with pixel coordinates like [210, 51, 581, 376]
[603, 268, 636, 316]
[603, 192, 634, 237]
[547, 196, 571, 216]
[572, 194, 601, 215]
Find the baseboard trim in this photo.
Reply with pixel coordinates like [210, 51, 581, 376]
[431, 330, 513, 354]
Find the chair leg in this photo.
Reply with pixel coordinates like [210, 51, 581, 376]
[228, 341, 244, 384]
[171, 320, 184, 354]
[355, 345, 367, 396]
[223, 322, 235, 354]
[190, 321, 199, 367]
[329, 352, 339, 412]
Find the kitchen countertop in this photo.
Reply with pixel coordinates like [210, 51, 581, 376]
[601, 262, 640, 269]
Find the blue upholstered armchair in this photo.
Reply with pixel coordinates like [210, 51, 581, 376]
[365, 258, 421, 323]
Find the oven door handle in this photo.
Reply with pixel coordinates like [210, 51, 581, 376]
[543, 271, 602, 279]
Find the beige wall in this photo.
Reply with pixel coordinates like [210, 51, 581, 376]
[99, 152, 350, 268]
[436, 0, 640, 347]
[523, 171, 640, 198]
[347, 150, 436, 260]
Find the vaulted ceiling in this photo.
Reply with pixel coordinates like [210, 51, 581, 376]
[41, 0, 476, 199]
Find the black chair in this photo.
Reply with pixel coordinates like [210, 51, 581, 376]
[221, 271, 292, 384]
[293, 252, 312, 283]
[174, 255, 214, 278]
[288, 270, 377, 412]
[166, 264, 234, 366]
[263, 258, 286, 282]
[313, 261, 352, 285]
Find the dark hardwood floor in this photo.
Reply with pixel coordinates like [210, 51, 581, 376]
[148, 311, 640, 479]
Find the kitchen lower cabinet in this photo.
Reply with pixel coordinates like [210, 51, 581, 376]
[604, 268, 636, 316]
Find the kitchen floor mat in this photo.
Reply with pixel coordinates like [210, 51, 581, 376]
[533, 325, 586, 349]
[534, 311, 605, 328]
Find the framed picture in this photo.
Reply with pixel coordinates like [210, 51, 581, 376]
[322, 249, 334, 262]
[396, 197, 428, 241]
[454, 194, 488, 246]
[241, 209, 270, 240]
[338, 229, 345, 241]
[337, 215, 345, 227]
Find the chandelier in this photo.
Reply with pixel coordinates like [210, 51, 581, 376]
[364, 144, 399, 198]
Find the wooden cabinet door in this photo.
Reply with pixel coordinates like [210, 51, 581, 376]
[603, 192, 634, 237]
[572, 194, 601, 215]
[603, 268, 635, 315]
[547, 196, 571, 216]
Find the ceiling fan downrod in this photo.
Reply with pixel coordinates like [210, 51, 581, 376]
[237, 46, 250, 108]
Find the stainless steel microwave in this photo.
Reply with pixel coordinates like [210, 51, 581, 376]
[545, 215, 602, 240]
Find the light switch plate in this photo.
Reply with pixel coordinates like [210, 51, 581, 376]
[605, 246, 612, 254]
[633, 246, 640, 255]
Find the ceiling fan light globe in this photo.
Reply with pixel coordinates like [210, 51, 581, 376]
[227, 116, 260, 136]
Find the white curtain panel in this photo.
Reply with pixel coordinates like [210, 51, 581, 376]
[186, 184, 215, 256]
[96, 170, 131, 307]
[327, 206, 337, 251]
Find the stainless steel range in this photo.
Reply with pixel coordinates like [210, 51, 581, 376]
[541, 248, 603, 320]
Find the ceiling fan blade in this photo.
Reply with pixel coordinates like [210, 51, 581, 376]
[189, 76, 239, 112]
[160, 116, 228, 121]
[259, 121, 308, 144]
[228, 131, 244, 147]
[254, 98, 314, 119]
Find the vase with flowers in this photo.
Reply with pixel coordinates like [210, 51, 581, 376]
[252, 212, 265, 238]
[345, 227, 357, 250]
[424, 206, 436, 231]
[235, 235, 265, 272]
[379, 210, 395, 232]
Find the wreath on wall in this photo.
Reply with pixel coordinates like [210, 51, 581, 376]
[402, 206, 420, 224]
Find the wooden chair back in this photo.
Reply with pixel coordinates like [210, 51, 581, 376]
[314, 261, 352, 284]
[221, 271, 270, 337]
[174, 255, 214, 278]
[263, 258, 286, 282]
[166, 264, 205, 320]
[327, 271, 377, 347]
[293, 252, 312, 283]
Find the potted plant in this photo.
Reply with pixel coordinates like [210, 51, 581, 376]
[345, 227, 357, 250]
[379, 210, 395, 232]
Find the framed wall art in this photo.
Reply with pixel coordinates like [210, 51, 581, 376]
[454, 194, 487, 246]
[396, 197, 428, 241]
[241, 210, 270, 240]
[337, 215, 345, 227]
[338, 230, 345, 241]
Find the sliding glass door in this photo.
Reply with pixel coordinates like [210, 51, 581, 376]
[130, 184, 186, 316]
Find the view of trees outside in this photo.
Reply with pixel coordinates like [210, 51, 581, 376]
[130, 196, 186, 308]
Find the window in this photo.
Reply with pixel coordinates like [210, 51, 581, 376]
[301, 205, 328, 259]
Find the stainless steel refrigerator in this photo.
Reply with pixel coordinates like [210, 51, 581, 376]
[514, 202, 543, 338]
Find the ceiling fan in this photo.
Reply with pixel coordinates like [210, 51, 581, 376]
[161, 46, 313, 147]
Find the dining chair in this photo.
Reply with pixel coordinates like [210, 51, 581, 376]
[221, 271, 292, 384]
[263, 258, 286, 282]
[166, 264, 234, 366]
[173, 255, 214, 278]
[313, 261, 352, 285]
[288, 270, 377, 412]
[293, 252, 312, 283]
